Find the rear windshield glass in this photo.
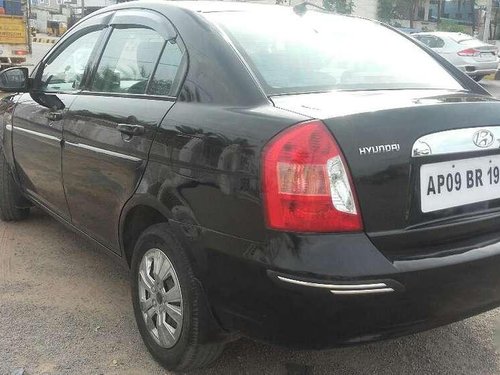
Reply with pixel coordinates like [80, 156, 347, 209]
[449, 33, 476, 44]
[206, 10, 463, 95]
[457, 38, 481, 45]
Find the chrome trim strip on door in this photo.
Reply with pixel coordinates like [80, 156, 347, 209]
[412, 126, 500, 157]
[64, 141, 142, 162]
[12, 126, 60, 142]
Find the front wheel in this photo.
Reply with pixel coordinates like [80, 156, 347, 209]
[473, 75, 485, 82]
[131, 223, 225, 371]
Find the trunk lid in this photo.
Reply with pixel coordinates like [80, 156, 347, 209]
[272, 89, 500, 260]
[458, 40, 498, 52]
[457, 40, 498, 61]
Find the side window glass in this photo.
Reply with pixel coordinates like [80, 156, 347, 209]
[417, 36, 432, 47]
[434, 37, 445, 48]
[91, 27, 164, 94]
[427, 37, 438, 48]
[41, 30, 101, 92]
[418, 36, 445, 49]
[148, 40, 185, 96]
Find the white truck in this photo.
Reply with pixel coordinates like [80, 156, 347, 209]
[0, 0, 31, 70]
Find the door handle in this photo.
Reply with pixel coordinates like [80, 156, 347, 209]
[46, 111, 63, 121]
[117, 124, 145, 136]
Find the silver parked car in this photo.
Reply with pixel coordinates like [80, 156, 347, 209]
[413, 32, 498, 81]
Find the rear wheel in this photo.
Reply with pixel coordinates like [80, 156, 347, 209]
[0, 151, 29, 221]
[131, 223, 225, 371]
[473, 75, 485, 82]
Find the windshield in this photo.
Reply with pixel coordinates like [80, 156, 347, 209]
[449, 33, 476, 44]
[207, 10, 463, 95]
[457, 38, 482, 46]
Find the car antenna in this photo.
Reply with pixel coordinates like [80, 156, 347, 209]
[293, 2, 330, 16]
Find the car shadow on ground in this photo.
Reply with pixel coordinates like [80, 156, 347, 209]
[198, 315, 500, 375]
[2, 209, 499, 375]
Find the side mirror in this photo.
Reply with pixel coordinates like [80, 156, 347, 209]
[0, 67, 29, 93]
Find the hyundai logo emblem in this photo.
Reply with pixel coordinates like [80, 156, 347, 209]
[473, 129, 495, 148]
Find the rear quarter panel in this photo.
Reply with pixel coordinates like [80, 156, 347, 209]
[134, 102, 307, 242]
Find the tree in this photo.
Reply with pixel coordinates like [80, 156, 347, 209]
[484, 0, 493, 41]
[393, 0, 413, 27]
[377, 0, 431, 28]
[471, 0, 476, 32]
[323, 0, 355, 14]
[409, 0, 420, 27]
[377, 0, 394, 22]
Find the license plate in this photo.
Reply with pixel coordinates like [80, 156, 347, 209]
[479, 52, 495, 60]
[420, 155, 500, 213]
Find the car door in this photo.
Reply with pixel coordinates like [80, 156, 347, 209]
[62, 9, 187, 252]
[11, 16, 109, 219]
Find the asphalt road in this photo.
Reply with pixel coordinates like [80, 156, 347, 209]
[2, 42, 500, 375]
[483, 80, 500, 97]
[2, 209, 500, 375]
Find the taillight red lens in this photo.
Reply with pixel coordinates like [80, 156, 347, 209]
[14, 50, 28, 56]
[457, 48, 480, 57]
[262, 120, 363, 232]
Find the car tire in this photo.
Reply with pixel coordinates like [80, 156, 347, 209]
[131, 223, 225, 371]
[0, 151, 29, 221]
[473, 75, 485, 82]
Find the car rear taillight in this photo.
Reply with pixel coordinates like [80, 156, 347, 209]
[13, 50, 28, 56]
[262, 120, 363, 232]
[457, 48, 481, 57]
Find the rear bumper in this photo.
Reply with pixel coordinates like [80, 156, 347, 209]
[204, 231, 500, 348]
[263, 256, 500, 348]
[466, 68, 498, 77]
[456, 61, 499, 77]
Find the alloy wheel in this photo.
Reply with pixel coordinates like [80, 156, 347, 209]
[138, 248, 183, 348]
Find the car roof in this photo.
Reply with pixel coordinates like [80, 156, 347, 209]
[159, 0, 282, 12]
[87, 0, 375, 32]
[103, 0, 291, 14]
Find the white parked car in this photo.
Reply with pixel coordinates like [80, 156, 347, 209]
[413, 32, 498, 81]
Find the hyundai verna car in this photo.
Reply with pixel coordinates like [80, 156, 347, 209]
[413, 32, 499, 82]
[1, 1, 500, 371]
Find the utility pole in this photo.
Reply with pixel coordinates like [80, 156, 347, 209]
[484, 0, 493, 41]
[81, 0, 85, 19]
[24, 0, 32, 54]
[424, 0, 430, 21]
[471, 0, 476, 34]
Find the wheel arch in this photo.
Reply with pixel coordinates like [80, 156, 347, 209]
[121, 196, 232, 346]
[119, 194, 173, 268]
[0, 94, 20, 179]
[119, 189, 212, 280]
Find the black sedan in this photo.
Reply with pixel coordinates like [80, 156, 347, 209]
[1, 1, 500, 372]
